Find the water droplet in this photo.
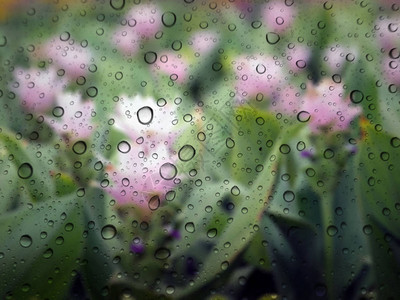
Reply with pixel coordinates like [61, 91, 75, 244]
[162, 12, 177, 27]
[350, 90, 364, 104]
[231, 185, 240, 196]
[283, 190, 295, 202]
[279, 144, 291, 154]
[323, 148, 335, 159]
[101, 225, 117, 240]
[207, 228, 217, 238]
[72, 141, 87, 155]
[185, 222, 195, 233]
[154, 247, 171, 260]
[43, 248, 53, 259]
[117, 141, 131, 153]
[110, 0, 125, 10]
[148, 195, 161, 211]
[363, 225, 373, 235]
[144, 51, 157, 64]
[65, 223, 74, 231]
[166, 286, 175, 295]
[266, 32, 280, 45]
[159, 163, 178, 180]
[86, 86, 98, 98]
[18, 163, 33, 179]
[52, 106, 64, 117]
[137, 106, 154, 125]
[297, 111, 310, 122]
[390, 137, 400, 148]
[221, 261, 229, 270]
[178, 145, 196, 161]
[19, 235, 32, 248]
[327, 225, 338, 237]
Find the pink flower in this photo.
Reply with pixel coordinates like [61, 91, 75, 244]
[262, 1, 296, 33]
[112, 4, 162, 55]
[234, 54, 285, 103]
[112, 28, 141, 56]
[105, 144, 177, 209]
[382, 55, 400, 86]
[189, 31, 219, 55]
[113, 94, 179, 153]
[45, 92, 95, 140]
[40, 36, 92, 78]
[375, 16, 400, 51]
[322, 45, 357, 73]
[301, 79, 362, 133]
[286, 44, 311, 71]
[11, 67, 66, 113]
[152, 52, 189, 83]
[124, 4, 161, 38]
[270, 85, 302, 115]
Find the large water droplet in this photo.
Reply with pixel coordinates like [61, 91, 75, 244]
[178, 145, 196, 161]
[19, 235, 33, 248]
[137, 106, 154, 125]
[101, 225, 117, 240]
[184, 222, 195, 233]
[18, 163, 33, 179]
[154, 247, 171, 260]
[159, 163, 177, 180]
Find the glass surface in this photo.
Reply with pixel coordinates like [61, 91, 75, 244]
[0, 0, 399, 299]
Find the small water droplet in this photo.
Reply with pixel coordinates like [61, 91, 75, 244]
[178, 145, 196, 161]
[185, 222, 195, 233]
[101, 225, 117, 240]
[19, 235, 32, 248]
[137, 106, 154, 125]
[18, 163, 33, 179]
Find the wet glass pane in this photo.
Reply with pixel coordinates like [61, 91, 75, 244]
[0, 0, 399, 299]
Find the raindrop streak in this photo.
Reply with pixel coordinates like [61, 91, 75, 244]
[18, 163, 33, 179]
[266, 32, 280, 45]
[159, 163, 178, 180]
[148, 195, 161, 211]
[101, 225, 117, 240]
[154, 247, 171, 260]
[137, 106, 154, 125]
[19, 235, 32, 248]
[178, 145, 196, 161]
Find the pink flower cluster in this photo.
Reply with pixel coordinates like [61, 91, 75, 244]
[104, 95, 180, 211]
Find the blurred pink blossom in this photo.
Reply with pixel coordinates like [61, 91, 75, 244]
[112, 29, 141, 56]
[301, 79, 362, 133]
[113, 94, 179, 153]
[112, 4, 162, 55]
[286, 44, 311, 71]
[270, 85, 302, 115]
[105, 144, 177, 209]
[375, 17, 400, 51]
[262, 1, 296, 33]
[189, 30, 219, 55]
[45, 92, 95, 140]
[382, 55, 400, 85]
[323, 45, 357, 73]
[40, 36, 92, 78]
[12, 67, 66, 113]
[234, 54, 285, 102]
[152, 52, 189, 83]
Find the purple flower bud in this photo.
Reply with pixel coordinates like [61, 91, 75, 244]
[130, 240, 145, 254]
[300, 149, 314, 159]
